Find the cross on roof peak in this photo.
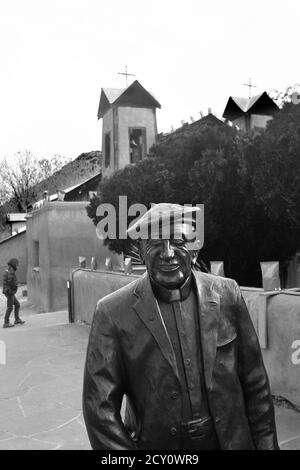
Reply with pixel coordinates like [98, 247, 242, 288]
[117, 66, 135, 87]
[243, 78, 257, 99]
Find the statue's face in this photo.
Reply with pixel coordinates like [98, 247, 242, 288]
[143, 238, 192, 289]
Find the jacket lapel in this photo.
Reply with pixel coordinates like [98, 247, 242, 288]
[193, 272, 220, 390]
[132, 273, 180, 381]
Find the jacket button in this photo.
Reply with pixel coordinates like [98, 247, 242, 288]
[215, 417, 221, 423]
[149, 316, 154, 321]
[169, 426, 178, 435]
[171, 391, 179, 400]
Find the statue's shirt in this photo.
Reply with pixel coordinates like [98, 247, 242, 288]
[153, 279, 209, 422]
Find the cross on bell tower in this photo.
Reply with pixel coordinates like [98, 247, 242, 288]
[243, 78, 257, 99]
[118, 66, 135, 87]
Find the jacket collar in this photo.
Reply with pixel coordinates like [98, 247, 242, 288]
[132, 271, 220, 389]
[149, 274, 192, 303]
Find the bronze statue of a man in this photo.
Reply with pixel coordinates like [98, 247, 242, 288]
[82, 203, 279, 450]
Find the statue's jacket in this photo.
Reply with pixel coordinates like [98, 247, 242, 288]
[82, 271, 279, 450]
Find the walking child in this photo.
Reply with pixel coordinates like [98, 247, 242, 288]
[3, 258, 25, 328]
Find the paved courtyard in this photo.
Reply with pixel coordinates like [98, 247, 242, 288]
[0, 291, 300, 450]
[0, 302, 91, 450]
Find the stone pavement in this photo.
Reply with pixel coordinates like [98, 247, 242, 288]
[0, 300, 300, 450]
[0, 308, 91, 450]
[0, 283, 39, 318]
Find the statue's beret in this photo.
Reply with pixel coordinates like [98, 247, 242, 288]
[127, 203, 201, 247]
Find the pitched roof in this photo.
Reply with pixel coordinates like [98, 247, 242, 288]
[193, 113, 224, 127]
[222, 91, 279, 121]
[159, 113, 226, 140]
[231, 93, 265, 112]
[101, 88, 126, 103]
[97, 80, 161, 119]
[30, 173, 101, 210]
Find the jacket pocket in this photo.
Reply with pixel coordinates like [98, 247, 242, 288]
[217, 332, 237, 348]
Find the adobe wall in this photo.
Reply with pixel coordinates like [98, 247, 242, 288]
[242, 288, 300, 406]
[0, 231, 27, 285]
[27, 202, 120, 312]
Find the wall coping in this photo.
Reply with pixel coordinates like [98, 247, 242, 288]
[241, 286, 264, 292]
[0, 230, 27, 245]
[241, 286, 300, 297]
[30, 201, 89, 218]
[71, 268, 140, 280]
[70, 271, 300, 293]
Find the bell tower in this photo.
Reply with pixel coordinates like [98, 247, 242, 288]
[97, 80, 161, 179]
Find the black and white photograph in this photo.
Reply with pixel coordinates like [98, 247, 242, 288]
[0, 0, 299, 454]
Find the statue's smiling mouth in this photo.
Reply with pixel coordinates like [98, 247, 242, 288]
[159, 264, 180, 272]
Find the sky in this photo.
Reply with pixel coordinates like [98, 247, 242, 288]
[0, 0, 299, 162]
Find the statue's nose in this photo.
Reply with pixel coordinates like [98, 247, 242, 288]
[160, 240, 175, 260]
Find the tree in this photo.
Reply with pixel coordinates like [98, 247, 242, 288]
[268, 84, 300, 108]
[0, 151, 70, 211]
[243, 99, 300, 270]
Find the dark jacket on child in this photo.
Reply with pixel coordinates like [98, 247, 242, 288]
[3, 269, 18, 296]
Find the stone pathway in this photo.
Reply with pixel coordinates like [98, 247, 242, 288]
[0, 283, 42, 319]
[0, 303, 300, 450]
[0, 310, 90, 450]
[275, 406, 300, 450]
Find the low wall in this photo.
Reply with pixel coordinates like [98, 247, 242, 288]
[73, 270, 300, 406]
[72, 269, 139, 324]
[27, 202, 122, 312]
[242, 288, 300, 406]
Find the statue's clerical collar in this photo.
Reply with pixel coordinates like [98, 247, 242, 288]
[150, 274, 192, 303]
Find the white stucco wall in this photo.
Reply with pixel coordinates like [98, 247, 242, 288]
[233, 114, 273, 131]
[117, 107, 157, 170]
[11, 221, 26, 235]
[27, 201, 120, 312]
[250, 114, 273, 129]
